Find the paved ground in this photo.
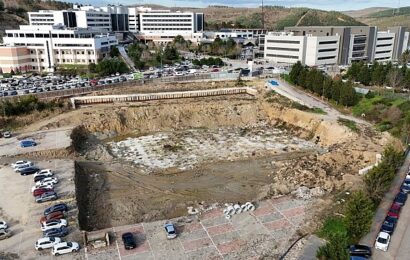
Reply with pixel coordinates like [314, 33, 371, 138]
[365, 152, 410, 259]
[83, 195, 309, 259]
[0, 128, 72, 157]
[271, 78, 369, 125]
[0, 159, 81, 259]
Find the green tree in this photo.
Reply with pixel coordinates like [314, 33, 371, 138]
[316, 232, 349, 260]
[400, 49, 410, 65]
[88, 63, 96, 73]
[371, 62, 385, 86]
[289, 61, 303, 85]
[109, 46, 120, 57]
[358, 65, 371, 85]
[344, 191, 374, 243]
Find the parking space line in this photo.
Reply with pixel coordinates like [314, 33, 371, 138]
[200, 221, 224, 258]
[267, 200, 298, 229]
[112, 227, 122, 260]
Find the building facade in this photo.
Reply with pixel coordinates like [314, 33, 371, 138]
[2, 25, 117, 72]
[264, 32, 340, 66]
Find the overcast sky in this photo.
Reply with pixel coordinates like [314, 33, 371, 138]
[70, 0, 408, 11]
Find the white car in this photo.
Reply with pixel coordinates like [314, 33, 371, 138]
[0, 220, 7, 230]
[375, 231, 391, 251]
[406, 172, 410, 180]
[12, 161, 33, 171]
[31, 184, 54, 193]
[11, 160, 32, 169]
[35, 237, 61, 250]
[52, 242, 80, 256]
[34, 169, 53, 178]
[35, 177, 58, 186]
[41, 219, 67, 231]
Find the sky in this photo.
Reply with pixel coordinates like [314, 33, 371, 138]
[69, 0, 410, 11]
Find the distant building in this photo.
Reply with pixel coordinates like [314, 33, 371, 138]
[1, 25, 117, 73]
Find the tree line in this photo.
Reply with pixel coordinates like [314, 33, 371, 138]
[346, 60, 410, 90]
[288, 61, 359, 106]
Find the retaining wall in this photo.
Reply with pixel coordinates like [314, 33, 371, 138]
[70, 87, 257, 108]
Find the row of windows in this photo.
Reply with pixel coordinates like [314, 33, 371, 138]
[87, 19, 110, 22]
[144, 28, 193, 31]
[318, 40, 337, 45]
[142, 23, 192, 27]
[318, 48, 337, 53]
[55, 44, 92, 47]
[6, 33, 91, 39]
[266, 40, 300, 44]
[266, 54, 299, 59]
[55, 50, 95, 55]
[378, 37, 394, 41]
[142, 19, 192, 22]
[375, 50, 391, 54]
[88, 24, 111, 27]
[317, 56, 336, 60]
[30, 14, 54, 17]
[31, 18, 54, 21]
[56, 59, 95, 63]
[142, 15, 192, 18]
[266, 47, 299, 52]
[86, 14, 110, 17]
[376, 44, 393, 48]
[30, 50, 44, 54]
[375, 57, 390, 61]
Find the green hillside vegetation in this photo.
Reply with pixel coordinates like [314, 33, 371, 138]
[368, 7, 410, 17]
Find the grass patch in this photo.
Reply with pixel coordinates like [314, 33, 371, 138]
[317, 217, 347, 239]
[337, 118, 359, 132]
[308, 107, 327, 115]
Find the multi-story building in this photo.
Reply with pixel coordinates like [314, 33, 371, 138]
[264, 26, 409, 65]
[129, 7, 204, 44]
[264, 32, 340, 66]
[1, 25, 117, 73]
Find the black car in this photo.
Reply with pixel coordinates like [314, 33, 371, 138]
[348, 244, 372, 257]
[34, 175, 49, 183]
[381, 220, 395, 234]
[20, 167, 40, 176]
[122, 232, 137, 250]
[394, 192, 408, 206]
[44, 203, 68, 216]
[43, 227, 69, 237]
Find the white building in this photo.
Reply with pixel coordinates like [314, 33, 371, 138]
[264, 32, 340, 66]
[2, 25, 117, 72]
[373, 31, 396, 62]
[129, 7, 204, 44]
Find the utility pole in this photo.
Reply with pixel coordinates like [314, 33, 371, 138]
[261, 0, 265, 30]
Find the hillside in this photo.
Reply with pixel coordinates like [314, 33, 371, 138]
[174, 6, 364, 30]
[343, 7, 390, 18]
[345, 6, 410, 29]
[0, 0, 72, 37]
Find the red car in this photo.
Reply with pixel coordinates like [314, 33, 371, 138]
[387, 203, 401, 218]
[40, 211, 64, 224]
[90, 79, 98, 86]
[32, 188, 54, 197]
[211, 68, 219, 72]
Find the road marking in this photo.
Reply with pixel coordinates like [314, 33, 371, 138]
[200, 220, 224, 258]
[141, 223, 156, 259]
[112, 226, 122, 260]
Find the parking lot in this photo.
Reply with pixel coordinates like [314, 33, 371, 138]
[82, 196, 308, 260]
[0, 128, 72, 157]
[0, 159, 81, 259]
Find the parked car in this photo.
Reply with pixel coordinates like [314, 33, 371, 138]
[3, 131, 11, 138]
[164, 223, 177, 239]
[41, 219, 67, 231]
[394, 192, 407, 206]
[43, 227, 69, 238]
[122, 232, 137, 250]
[11, 160, 33, 169]
[32, 188, 54, 197]
[35, 237, 61, 250]
[401, 184, 410, 193]
[387, 203, 401, 218]
[52, 242, 80, 256]
[20, 140, 37, 147]
[375, 231, 390, 251]
[20, 166, 40, 176]
[0, 220, 7, 230]
[13, 162, 34, 172]
[0, 229, 11, 240]
[35, 191, 58, 203]
[40, 211, 64, 224]
[44, 203, 68, 215]
[34, 169, 53, 178]
[348, 244, 372, 257]
[31, 183, 54, 192]
[350, 256, 369, 260]
[34, 175, 50, 183]
[381, 219, 395, 234]
[35, 177, 58, 186]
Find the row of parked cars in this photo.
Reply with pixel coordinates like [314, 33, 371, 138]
[11, 160, 80, 256]
[373, 169, 410, 252]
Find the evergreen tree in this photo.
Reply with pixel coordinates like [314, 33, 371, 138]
[289, 61, 303, 84]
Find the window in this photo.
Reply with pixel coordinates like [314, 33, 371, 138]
[31, 59, 35, 62]
[30, 50, 34, 54]
[40, 59, 44, 62]
[266, 54, 299, 59]
[266, 47, 299, 52]
[318, 56, 336, 60]
[39, 51, 43, 54]
[319, 40, 337, 45]
[318, 48, 337, 53]
[266, 40, 300, 44]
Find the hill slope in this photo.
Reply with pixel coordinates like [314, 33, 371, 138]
[175, 6, 364, 30]
[345, 6, 410, 29]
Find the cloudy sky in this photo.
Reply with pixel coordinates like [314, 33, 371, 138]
[70, 0, 408, 11]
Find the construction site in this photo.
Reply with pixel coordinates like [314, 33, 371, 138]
[0, 78, 393, 259]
